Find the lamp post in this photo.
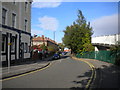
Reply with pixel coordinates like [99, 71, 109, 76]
[53, 30, 63, 42]
[53, 30, 64, 52]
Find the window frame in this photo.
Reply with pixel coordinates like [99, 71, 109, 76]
[11, 36, 15, 53]
[12, 13, 16, 28]
[13, 0, 16, 5]
[2, 34, 6, 54]
[2, 8, 7, 25]
[25, 2, 28, 12]
[25, 19, 27, 31]
[24, 43, 28, 53]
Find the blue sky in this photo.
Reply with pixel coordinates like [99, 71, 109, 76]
[31, 2, 118, 43]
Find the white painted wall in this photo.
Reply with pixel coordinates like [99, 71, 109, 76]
[1, 2, 32, 62]
[11, 55, 15, 60]
[92, 34, 120, 45]
[1, 28, 20, 61]
[2, 56, 6, 62]
[21, 33, 31, 58]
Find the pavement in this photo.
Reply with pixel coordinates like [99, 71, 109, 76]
[72, 57, 120, 88]
[1, 56, 53, 79]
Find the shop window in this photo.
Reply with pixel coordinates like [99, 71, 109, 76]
[24, 43, 28, 53]
[11, 36, 15, 52]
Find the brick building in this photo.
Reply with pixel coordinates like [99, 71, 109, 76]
[32, 35, 58, 51]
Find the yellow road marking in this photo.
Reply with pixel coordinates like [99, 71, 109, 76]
[1, 62, 53, 81]
[72, 57, 96, 89]
[1, 57, 96, 89]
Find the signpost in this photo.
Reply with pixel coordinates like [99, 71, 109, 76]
[8, 43, 11, 73]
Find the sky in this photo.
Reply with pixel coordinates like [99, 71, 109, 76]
[31, 1, 119, 43]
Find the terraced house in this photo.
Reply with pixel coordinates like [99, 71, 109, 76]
[32, 35, 59, 51]
[1, 1, 32, 66]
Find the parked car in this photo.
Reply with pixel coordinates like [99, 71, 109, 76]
[62, 52, 67, 55]
[52, 53, 61, 60]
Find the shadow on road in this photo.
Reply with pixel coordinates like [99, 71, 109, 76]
[70, 62, 120, 89]
[96, 64, 120, 88]
[70, 70, 92, 89]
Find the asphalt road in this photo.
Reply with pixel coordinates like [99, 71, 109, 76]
[3, 56, 92, 88]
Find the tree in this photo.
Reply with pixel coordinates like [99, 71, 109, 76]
[40, 43, 47, 51]
[47, 46, 55, 52]
[58, 43, 65, 52]
[62, 10, 94, 54]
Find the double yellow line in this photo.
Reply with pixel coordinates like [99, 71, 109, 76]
[1, 57, 96, 89]
[72, 57, 96, 89]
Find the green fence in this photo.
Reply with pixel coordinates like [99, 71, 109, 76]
[76, 50, 118, 64]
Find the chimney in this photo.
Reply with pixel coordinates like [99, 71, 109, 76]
[42, 35, 44, 38]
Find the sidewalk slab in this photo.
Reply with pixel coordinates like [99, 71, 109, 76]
[1, 56, 53, 79]
[73, 57, 120, 88]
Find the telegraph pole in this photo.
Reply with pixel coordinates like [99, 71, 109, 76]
[54, 31, 55, 42]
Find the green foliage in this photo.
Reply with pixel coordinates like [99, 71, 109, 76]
[40, 43, 47, 51]
[110, 45, 120, 66]
[58, 43, 65, 51]
[62, 10, 94, 54]
[47, 45, 56, 52]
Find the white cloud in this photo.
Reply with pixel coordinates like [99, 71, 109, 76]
[64, 0, 119, 2]
[1, 0, 119, 2]
[32, 0, 119, 2]
[91, 14, 118, 37]
[31, 29, 43, 35]
[38, 16, 59, 31]
[32, 0, 62, 8]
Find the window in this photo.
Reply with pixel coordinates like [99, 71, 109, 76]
[2, 8, 7, 25]
[13, 0, 16, 4]
[12, 13, 16, 28]
[28, 45, 30, 52]
[13, 2, 15, 4]
[25, 19, 27, 31]
[24, 43, 28, 53]
[13, 1, 15, 4]
[2, 34, 6, 52]
[11, 36, 15, 52]
[25, 2, 28, 12]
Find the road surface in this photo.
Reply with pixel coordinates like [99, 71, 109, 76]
[3, 56, 93, 88]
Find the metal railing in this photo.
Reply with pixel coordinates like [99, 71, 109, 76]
[76, 50, 120, 64]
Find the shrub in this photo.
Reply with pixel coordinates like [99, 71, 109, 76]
[110, 45, 120, 66]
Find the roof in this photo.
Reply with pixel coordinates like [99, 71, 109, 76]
[32, 36, 57, 45]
